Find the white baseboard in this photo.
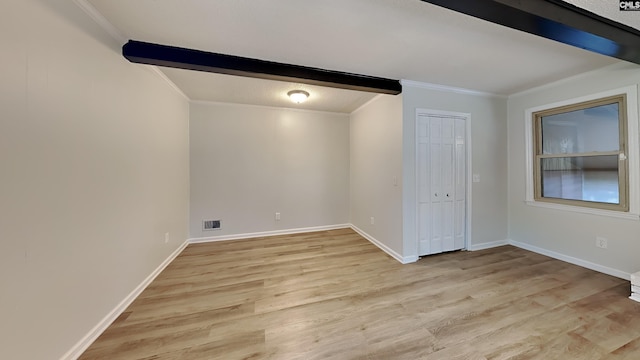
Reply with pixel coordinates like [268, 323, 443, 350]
[509, 239, 630, 280]
[467, 238, 631, 280]
[349, 225, 417, 264]
[59, 239, 189, 360]
[188, 224, 351, 244]
[468, 239, 510, 251]
[191, 223, 418, 265]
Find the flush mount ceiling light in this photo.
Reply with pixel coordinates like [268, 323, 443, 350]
[287, 90, 310, 104]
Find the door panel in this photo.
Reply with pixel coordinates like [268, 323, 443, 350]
[442, 142, 454, 201]
[418, 143, 429, 203]
[454, 199, 465, 249]
[430, 143, 442, 203]
[442, 200, 454, 252]
[431, 201, 442, 254]
[417, 116, 431, 255]
[418, 202, 430, 255]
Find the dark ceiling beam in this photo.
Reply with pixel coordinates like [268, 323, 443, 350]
[122, 40, 402, 95]
[420, 0, 640, 65]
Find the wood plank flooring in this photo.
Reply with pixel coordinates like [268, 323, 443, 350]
[79, 228, 640, 359]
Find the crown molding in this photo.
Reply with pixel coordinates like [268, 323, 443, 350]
[400, 79, 506, 98]
[189, 99, 351, 116]
[509, 61, 634, 98]
[72, 0, 126, 44]
[72, 0, 188, 100]
[350, 94, 385, 115]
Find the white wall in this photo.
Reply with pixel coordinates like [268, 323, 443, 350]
[189, 102, 350, 238]
[402, 84, 509, 259]
[349, 95, 404, 259]
[0, 1, 190, 359]
[508, 62, 640, 277]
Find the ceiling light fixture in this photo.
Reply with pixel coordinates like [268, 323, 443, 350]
[287, 90, 310, 104]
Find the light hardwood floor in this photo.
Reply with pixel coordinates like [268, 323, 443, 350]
[80, 228, 640, 359]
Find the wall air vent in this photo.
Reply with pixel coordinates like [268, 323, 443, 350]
[203, 219, 221, 231]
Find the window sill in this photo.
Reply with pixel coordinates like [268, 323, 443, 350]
[525, 200, 639, 221]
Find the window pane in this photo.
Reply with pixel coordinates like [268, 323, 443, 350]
[541, 155, 619, 204]
[541, 103, 619, 154]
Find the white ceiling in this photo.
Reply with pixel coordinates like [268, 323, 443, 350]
[84, 0, 630, 113]
[563, 0, 640, 31]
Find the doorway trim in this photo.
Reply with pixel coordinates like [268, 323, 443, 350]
[415, 108, 472, 256]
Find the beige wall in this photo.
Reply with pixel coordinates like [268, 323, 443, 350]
[349, 95, 404, 259]
[508, 62, 640, 277]
[402, 84, 509, 259]
[0, 1, 190, 359]
[189, 102, 350, 238]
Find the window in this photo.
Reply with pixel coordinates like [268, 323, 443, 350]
[532, 95, 628, 211]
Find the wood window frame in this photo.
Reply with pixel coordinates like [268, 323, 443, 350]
[532, 95, 629, 212]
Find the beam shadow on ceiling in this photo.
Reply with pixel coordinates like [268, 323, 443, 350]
[122, 40, 402, 95]
[421, 0, 640, 65]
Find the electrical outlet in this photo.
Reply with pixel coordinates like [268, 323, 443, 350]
[370, 217, 375, 225]
[164, 232, 169, 244]
[275, 212, 281, 221]
[596, 236, 608, 249]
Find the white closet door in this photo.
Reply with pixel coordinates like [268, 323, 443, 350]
[417, 114, 466, 256]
